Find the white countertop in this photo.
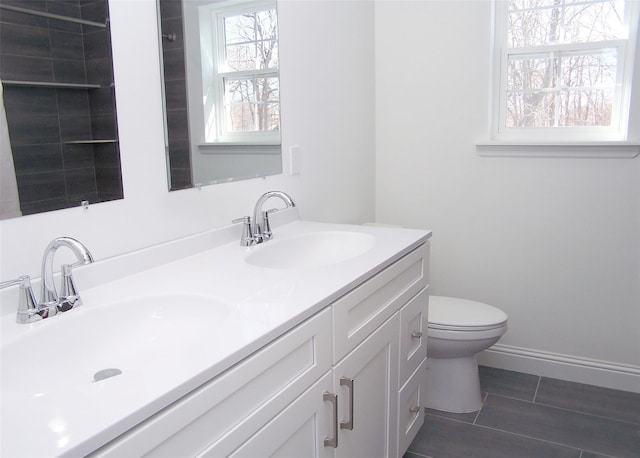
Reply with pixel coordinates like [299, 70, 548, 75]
[0, 215, 430, 457]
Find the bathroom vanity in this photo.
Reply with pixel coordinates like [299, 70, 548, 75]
[0, 211, 431, 457]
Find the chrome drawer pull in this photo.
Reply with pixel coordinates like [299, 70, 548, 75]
[323, 392, 338, 448]
[410, 330, 423, 338]
[409, 406, 421, 414]
[340, 377, 354, 430]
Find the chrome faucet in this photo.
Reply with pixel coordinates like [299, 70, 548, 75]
[233, 191, 296, 246]
[41, 237, 94, 311]
[252, 191, 295, 244]
[0, 237, 94, 323]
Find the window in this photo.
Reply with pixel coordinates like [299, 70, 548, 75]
[200, 0, 280, 144]
[491, 0, 639, 142]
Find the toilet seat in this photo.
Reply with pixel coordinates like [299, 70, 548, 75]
[428, 296, 508, 332]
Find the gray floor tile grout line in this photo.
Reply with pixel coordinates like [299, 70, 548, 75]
[531, 398, 640, 426]
[425, 412, 478, 425]
[578, 448, 625, 458]
[477, 388, 640, 426]
[421, 412, 626, 458]
[532, 375, 542, 402]
[472, 392, 488, 425]
[485, 389, 640, 426]
[529, 376, 639, 425]
[579, 450, 623, 458]
[429, 390, 640, 425]
[425, 394, 636, 457]
[484, 392, 535, 403]
[407, 452, 433, 458]
[448, 417, 588, 455]
[412, 367, 639, 458]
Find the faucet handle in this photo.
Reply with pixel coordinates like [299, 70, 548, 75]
[1, 276, 43, 323]
[260, 208, 279, 242]
[232, 216, 255, 246]
[58, 264, 82, 312]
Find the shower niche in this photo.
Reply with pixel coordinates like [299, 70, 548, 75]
[0, 0, 123, 218]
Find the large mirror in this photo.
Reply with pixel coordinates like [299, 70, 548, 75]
[158, 0, 282, 191]
[0, 0, 123, 220]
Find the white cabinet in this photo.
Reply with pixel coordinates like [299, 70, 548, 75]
[399, 288, 428, 386]
[332, 244, 428, 363]
[226, 373, 334, 458]
[92, 242, 430, 458]
[332, 314, 400, 458]
[220, 315, 401, 458]
[397, 359, 427, 454]
[397, 287, 429, 456]
[331, 242, 429, 458]
[91, 308, 333, 457]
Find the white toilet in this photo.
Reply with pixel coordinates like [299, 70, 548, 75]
[425, 296, 508, 413]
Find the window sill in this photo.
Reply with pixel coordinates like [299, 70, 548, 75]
[475, 141, 640, 158]
[197, 143, 280, 155]
[199, 141, 280, 147]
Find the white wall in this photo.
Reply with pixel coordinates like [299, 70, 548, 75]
[0, 0, 375, 281]
[3, 0, 637, 391]
[375, 0, 640, 388]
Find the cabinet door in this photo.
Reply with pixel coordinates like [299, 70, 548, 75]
[399, 288, 428, 386]
[227, 372, 334, 458]
[333, 314, 400, 458]
[397, 359, 427, 456]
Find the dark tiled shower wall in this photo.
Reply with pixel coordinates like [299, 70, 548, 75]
[159, 0, 192, 190]
[0, 0, 122, 216]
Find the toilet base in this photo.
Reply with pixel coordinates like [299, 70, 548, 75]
[425, 355, 483, 413]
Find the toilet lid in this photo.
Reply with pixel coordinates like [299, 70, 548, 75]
[428, 296, 508, 331]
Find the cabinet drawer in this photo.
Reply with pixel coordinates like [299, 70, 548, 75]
[92, 308, 332, 458]
[398, 359, 427, 457]
[226, 372, 334, 458]
[333, 243, 429, 363]
[399, 288, 429, 386]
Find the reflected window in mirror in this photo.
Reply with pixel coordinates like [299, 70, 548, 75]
[202, 1, 280, 144]
[158, 0, 283, 191]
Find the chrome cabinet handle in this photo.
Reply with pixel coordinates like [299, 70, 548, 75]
[323, 392, 338, 448]
[410, 330, 423, 338]
[410, 405, 421, 414]
[340, 377, 354, 430]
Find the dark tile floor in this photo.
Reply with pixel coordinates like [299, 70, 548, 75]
[405, 366, 640, 458]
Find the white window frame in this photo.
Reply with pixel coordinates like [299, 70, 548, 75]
[483, 0, 640, 155]
[200, 0, 280, 145]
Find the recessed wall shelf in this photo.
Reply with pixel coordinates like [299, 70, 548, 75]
[0, 4, 107, 28]
[2, 80, 103, 89]
[64, 140, 118, 145]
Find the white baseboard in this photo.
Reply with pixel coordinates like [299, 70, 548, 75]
[477, 344, 640, 393]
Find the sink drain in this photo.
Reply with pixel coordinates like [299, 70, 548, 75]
[93, 368, 122, 382]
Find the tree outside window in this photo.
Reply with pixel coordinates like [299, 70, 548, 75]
[201, 1, 280, 144]
[494, 0, 638, 140]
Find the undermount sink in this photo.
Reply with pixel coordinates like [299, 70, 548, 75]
[1, 294, 230, 395]
[245, 231, 376, 269]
